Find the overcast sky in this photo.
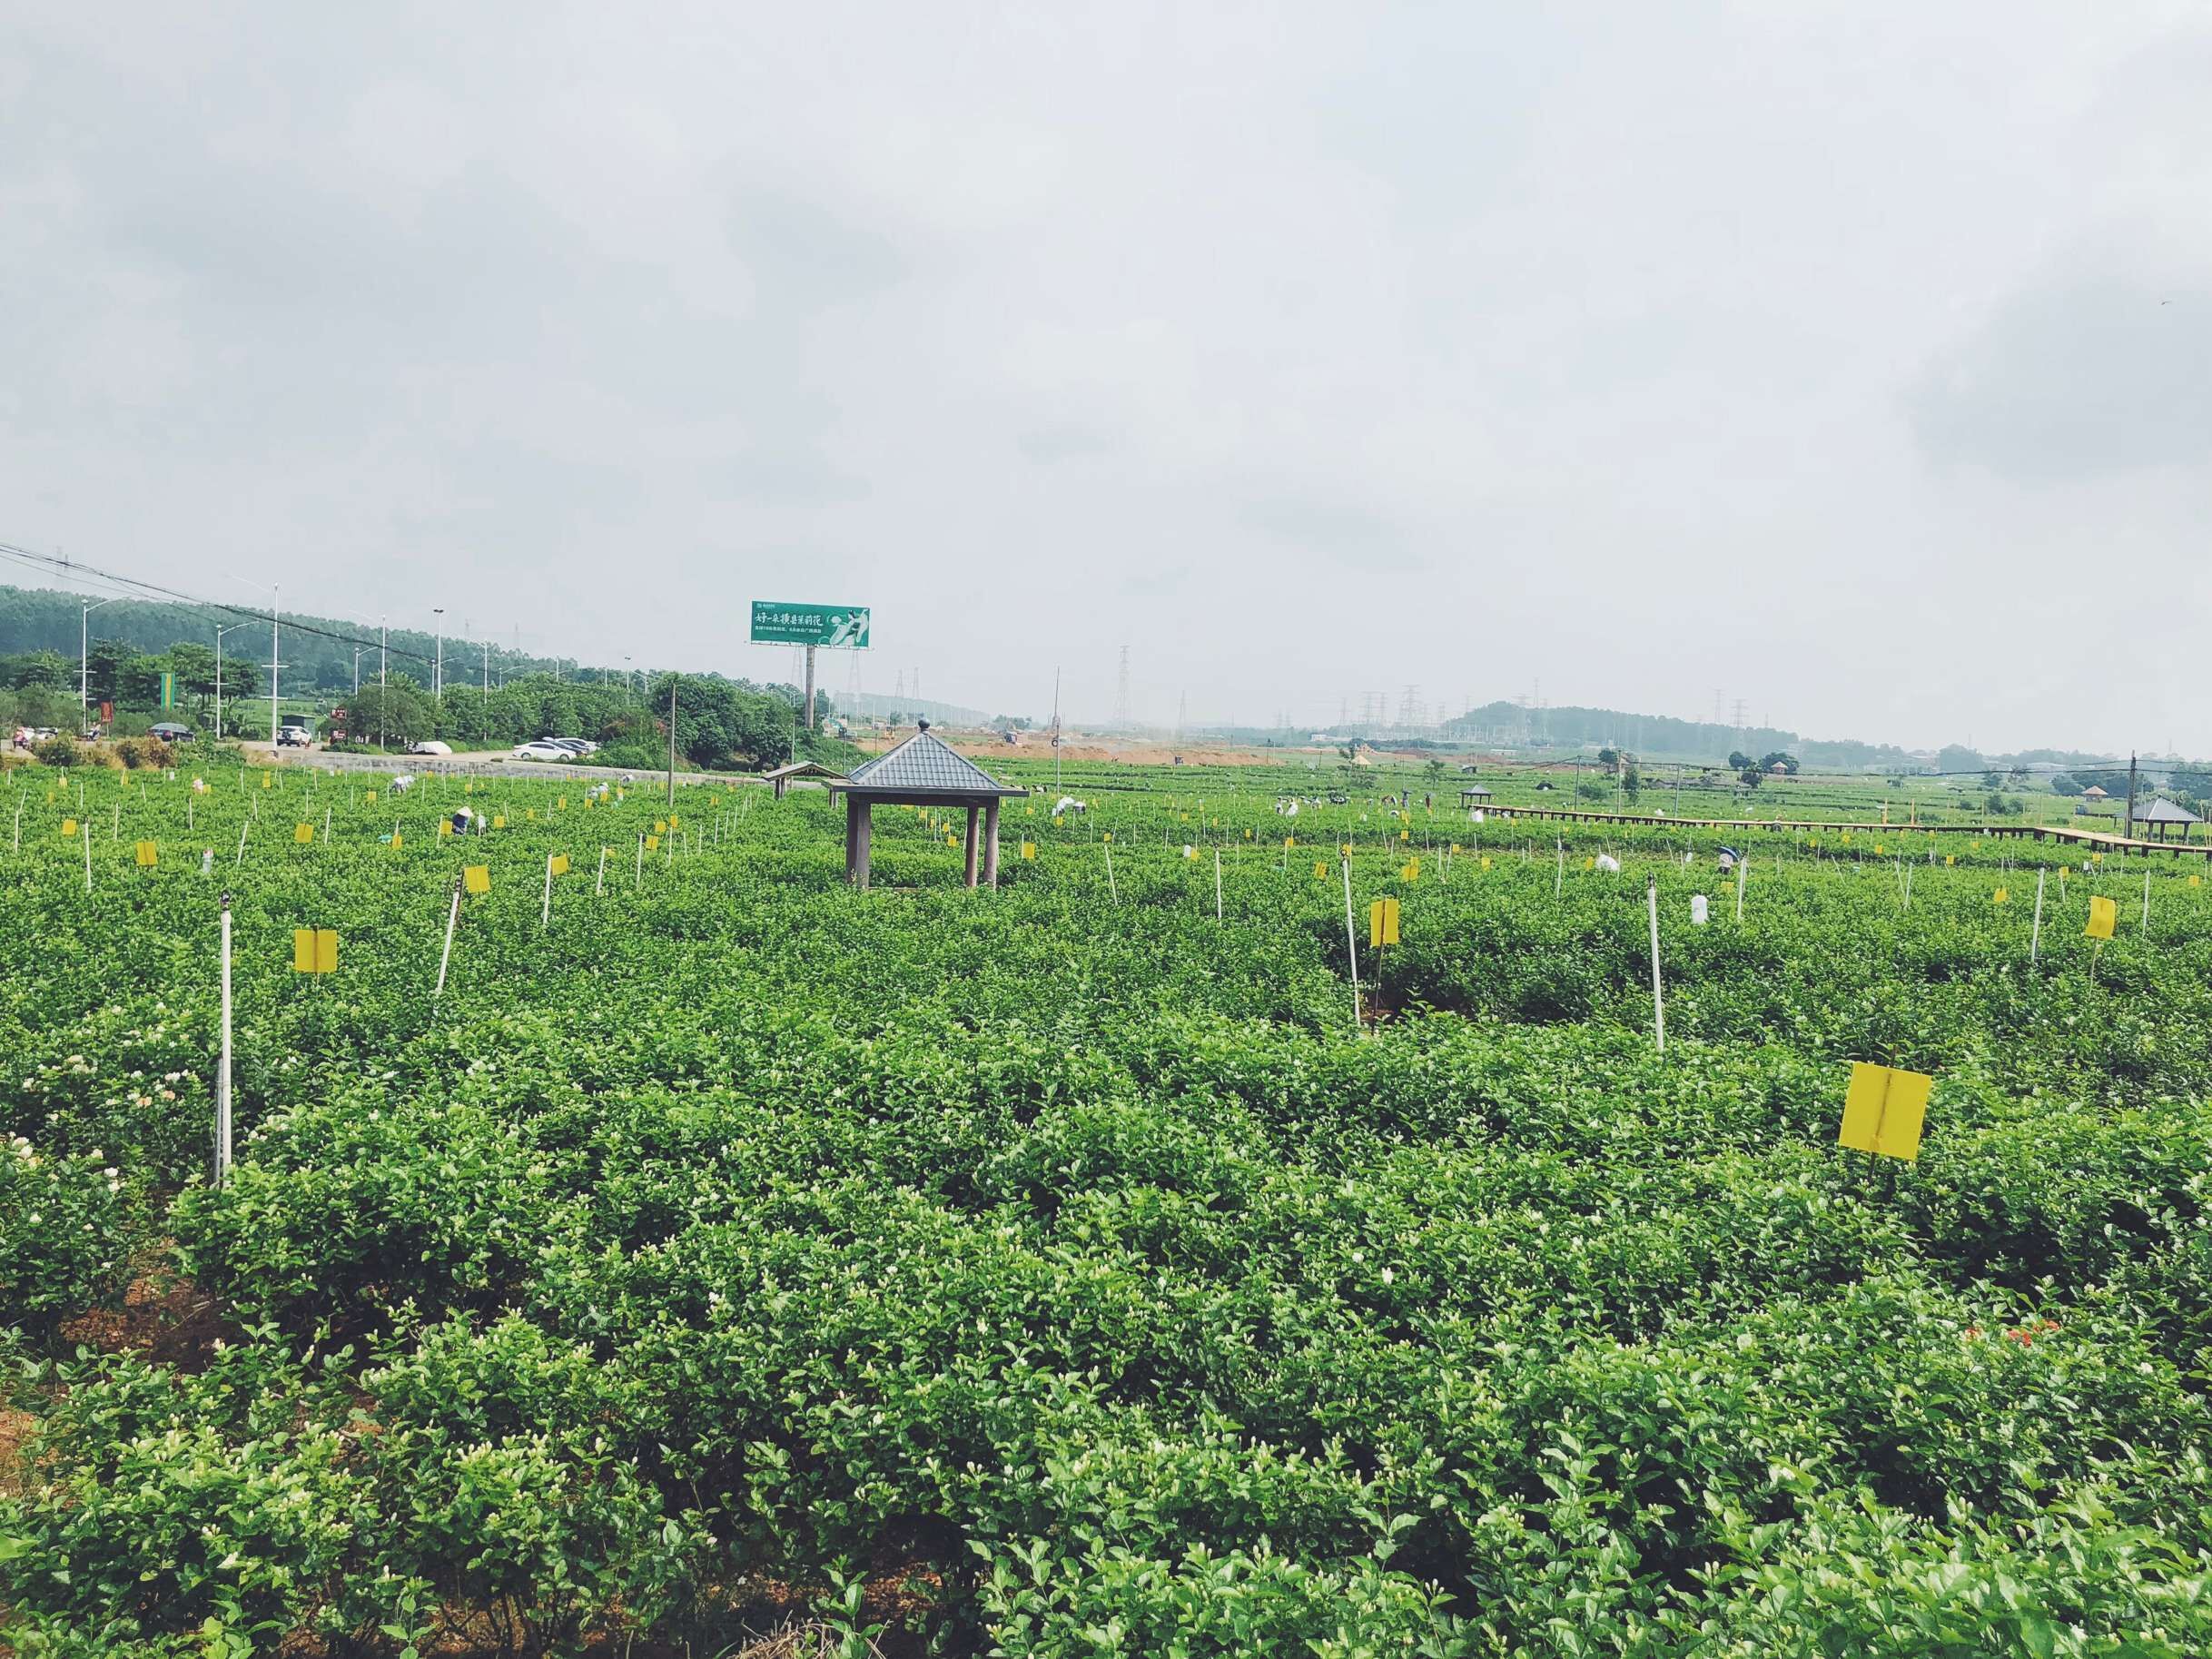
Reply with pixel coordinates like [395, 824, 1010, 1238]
[5, 4, 2208, 752]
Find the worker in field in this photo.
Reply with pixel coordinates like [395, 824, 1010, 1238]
[451, 805, 479, 835]
[1717, 845, 1741, 874]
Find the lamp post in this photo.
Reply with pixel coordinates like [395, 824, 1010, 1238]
[433, 609, 444, 702]
[379, 617, 388, 751]
[353, 646, 364, 696]
[81, 596, 118, 734]
[214, 622, 249, 739]
[231, 577, 281, 747]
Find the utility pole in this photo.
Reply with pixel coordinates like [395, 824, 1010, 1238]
[379, 619, 387, 751]
[666, 675, 678, 806]
[804, 645, 817, 731]
[2126, 751, 2138, 840]
[482, 641, 489, 701]
[1052, 667, 1062, 792]
[433, 609, 445, 701]
[353, 647, 363, 696]
[270, 585, 281, 751]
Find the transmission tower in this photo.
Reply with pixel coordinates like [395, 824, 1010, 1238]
[1114, 645, 1131, 728]
[1175, 691, 1187, 741]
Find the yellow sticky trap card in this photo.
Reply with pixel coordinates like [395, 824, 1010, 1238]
[463, 865, 490, 894]
[549, 854, 570, 875]
[646, 834, 662, 852]
[439, 820, 453, 836]
[1838, 1062, 1931, 1162]
[294, 823, 314, 844]
[2086, 895, 2116, 940]
[291, 928, 339, 973]
[60, 818, 77, 837]
[1021, 842, 1035, 860]
[492, 815, 507, 830]
[1368, 896, 1400, 947]
[1992, 888, 2009, 904]
[1314, 861, 1328, 879]
[133, 841, 158, 867]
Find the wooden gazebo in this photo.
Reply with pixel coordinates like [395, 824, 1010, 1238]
[2133, 796, 2203, 843]
[1459, 785, 1493, 806]
[832, 722, 1026, 889]
[761, 759, 846, 799]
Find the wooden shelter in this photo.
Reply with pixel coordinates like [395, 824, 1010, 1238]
[2081, 785, 2109, 800]
[1458, 785, 1494, 805]
[2133, 796, 2203, 843]
[832, 722, 1026, 889]
[760, 759, 846, 799]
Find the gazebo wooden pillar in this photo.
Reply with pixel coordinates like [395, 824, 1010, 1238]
[831, 721, 1025, 892]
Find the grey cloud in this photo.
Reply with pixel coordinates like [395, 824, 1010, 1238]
[1910, 269, 2212, 481]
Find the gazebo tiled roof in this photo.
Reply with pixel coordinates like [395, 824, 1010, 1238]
[844, 726, 1023, 797]
[2135, 796, 2202, 825]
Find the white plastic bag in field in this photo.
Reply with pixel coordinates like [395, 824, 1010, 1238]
[1595, 854, 1621, 874]
[1691, 894, 1710, 925]
[1470, 810, 1485, 824]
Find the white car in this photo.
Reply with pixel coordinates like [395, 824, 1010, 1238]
[410, 740, 453, 756]
[511, 741, 572, 762]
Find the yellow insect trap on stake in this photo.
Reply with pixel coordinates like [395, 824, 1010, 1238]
[646, 834, 662, 852]
[549, 854, 571, 876]
[133, 841, 158, 868]
[1993, 888, 2009, 904]
[1314, 861, 1328, 879]
[492, 815, 507, 830]
[1368, 897, 1400, 948]
[463, 865, 491, 895]
[291, 928, 339, 974]
[439, 820, 453, 836]
[1837, 1061, 1931, 1162]
[2085, 895, 2117, 940]
[60, 818, 77, 837]
[294, 823, 314, 844]
[1021, 842, 1035, 860]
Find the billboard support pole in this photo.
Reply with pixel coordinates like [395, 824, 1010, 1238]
[805, 647, 816, 731]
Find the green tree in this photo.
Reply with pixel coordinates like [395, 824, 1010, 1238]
[337, 681, 438, 748]
[11, 649, 71, 691]
[2049, 773, 2082, 796]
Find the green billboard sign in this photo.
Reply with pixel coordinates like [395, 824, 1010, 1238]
[750, 601, 870, 648]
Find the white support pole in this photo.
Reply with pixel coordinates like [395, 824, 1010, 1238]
[83, 819, 92, 892]
[1734, 853, 1747, 922]
[2143, 867, 2152, 927]
[11, 795, 20, 853]
[635, 833, 645, 889]
[542, 854, 554, 929]
[2030, 868, 2046, 964]
[1555, 838, 1565, 898]
[1214, 848, 1222, 923]
[323, 805, 331, 844]
[1646, 874, 1665, 1055]
[433, 879, 462, 1001]
[1340, 856, 1365, 1035]
[217, 894, 233, 1187]
[596, 845, 608, 896]
[236, 818, 249, 865]
[1103, 840, 1118, 904]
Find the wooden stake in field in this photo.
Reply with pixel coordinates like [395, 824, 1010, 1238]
[1340, 856, 1364, 1035]
[433, 878, 462, 1002]
[2030, 868, 2046, 964]
[1646, 875, 1665, 1055]
[216, 894, 233, 1187]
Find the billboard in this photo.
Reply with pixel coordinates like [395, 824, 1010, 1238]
[750, 601, 870, 648]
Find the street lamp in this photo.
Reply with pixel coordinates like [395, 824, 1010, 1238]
[81, 596, 118, 734]
[433, 609, 445, 701]
[353, 646, 365, 697]
[231, 576, 280, 747]
[214, 622, 250, 739]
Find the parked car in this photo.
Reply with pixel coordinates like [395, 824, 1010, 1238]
[410, 740, 454, 756]
[149, 722, 194, 742]
[276, 726, 313, 747]
[545, 737, 598, 755]
[511, 741, 573, 762]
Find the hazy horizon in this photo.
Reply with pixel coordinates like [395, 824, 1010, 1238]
[5, 5, 2208, 750]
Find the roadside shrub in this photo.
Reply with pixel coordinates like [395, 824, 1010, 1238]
[32, 734, 78, 766]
